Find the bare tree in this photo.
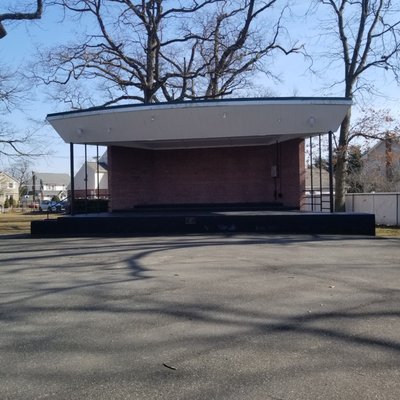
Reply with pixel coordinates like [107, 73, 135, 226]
[0, 67, 22, 112]
[0, 0, 44, 111]
[314, 0, 400, 210]
[310, 108, 399, 192]
[35, 0, 300, 107]
[0, 68, 39, 158]
[317, 108, 400, 192]
[349, 109, 400, 192]
[0, 121, 46, 160]
[183, 1, 299, 98]
[360, 134, 400, 192]
[0, 67, 43, 159]
[5, 159, 32, 198]
[0, 0, 43, 38]
[1, 1, 45, 159]
[348, 108, 399, 143]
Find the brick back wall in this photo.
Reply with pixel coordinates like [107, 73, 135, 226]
[108, 139, 305, 210]
[279, 139, 305, 207]
[108, 147, 154, 211]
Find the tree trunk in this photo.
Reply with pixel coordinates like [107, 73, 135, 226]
[335, 109, 351, 212]
[385, 133, 394, 182]
[145, 35, 157, 104]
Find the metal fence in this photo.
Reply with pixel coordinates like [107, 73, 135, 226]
[345, 192, 400, 226]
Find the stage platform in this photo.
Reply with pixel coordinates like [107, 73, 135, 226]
[31, 210, 376, 237]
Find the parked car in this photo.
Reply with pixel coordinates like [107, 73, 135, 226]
[28, 201, 39, 209]
[39, 200, 54, 212]
[51, 199, 69, 213]
[39, 200, 68, 213]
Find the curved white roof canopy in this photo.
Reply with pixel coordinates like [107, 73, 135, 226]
[47, 98, 352, 150]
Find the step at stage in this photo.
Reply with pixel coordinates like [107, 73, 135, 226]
[31, 209, 375, 237]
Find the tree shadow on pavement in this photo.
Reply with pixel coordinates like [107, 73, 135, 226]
[0, 234, 399, 399]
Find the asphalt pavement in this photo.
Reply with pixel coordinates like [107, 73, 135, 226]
[0, 234, 399, 399]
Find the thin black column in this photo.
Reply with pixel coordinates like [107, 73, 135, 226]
[84, 144, 88, 213]
[96, 145, 100, 199]
[328, 130, 334, 213]
[32, 172, 36, 206]
[69, 143, 75, 215]
[84, 144, 88, 199]
[309, 137, 314, 211]
[318, 134, 323, 211]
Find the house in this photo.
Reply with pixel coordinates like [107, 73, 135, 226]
[361, 135, 400, 192]
[0, 172, 19, 206]
[46, 97, 352, 212]
[303, 167, 334, 212]
[26, 173, 70, 201]
[73, 155, 108, 198]
[305, 167, 332, 193]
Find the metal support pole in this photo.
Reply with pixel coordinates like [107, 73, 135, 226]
[32, 171, 36, 207]
[96, 146, 100, 199]
[70, 143, 75, 215]
[96, 146, 100, 213]
[84, 144, 88, 198]
[273, 140, 278, 201]
[328, 130, 334, 213]
[309, 137, 314, 211]
[84, 144, 88, 213]
[318, 134, 323, 212]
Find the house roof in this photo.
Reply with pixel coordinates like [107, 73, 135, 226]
[0, 171, 19, 184]
[74, 162, 108, 178]
[99, 151, 107, 164]
[47, 97, 352, 150]
[86, 162, 108, 173]
[30, 173, 70, 185]
[362, 136, 400, 160]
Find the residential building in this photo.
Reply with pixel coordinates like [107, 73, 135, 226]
[73, 158, 109, 198]
[302, 167, 334, 212]
[305, 167, 332, 193]
[361, 135, 400, 192]
[0, 172, 19, 206]
[26, 173, 70, 201]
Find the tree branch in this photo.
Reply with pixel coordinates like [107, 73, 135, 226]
[0, 0, 43, 38]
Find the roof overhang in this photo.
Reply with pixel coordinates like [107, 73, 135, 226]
[46, 97, 352, 150]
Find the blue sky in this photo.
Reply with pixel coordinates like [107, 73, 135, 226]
[0, 4, 108, 173]
[1, 1, 399, 174]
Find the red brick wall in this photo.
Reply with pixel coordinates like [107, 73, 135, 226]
[108, 139, 305, 211]
[279, 139, 305, 207]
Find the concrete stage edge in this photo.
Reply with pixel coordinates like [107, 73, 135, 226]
[31, 210, 376, 237]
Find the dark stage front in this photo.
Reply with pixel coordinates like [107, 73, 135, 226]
[31, 210, 375, 237]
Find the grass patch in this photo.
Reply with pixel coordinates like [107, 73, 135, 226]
[0, 211, 59, 235]
[376, 226, 400, 237]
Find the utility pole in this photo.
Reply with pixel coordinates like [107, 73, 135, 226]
[32, 171, 36, 206]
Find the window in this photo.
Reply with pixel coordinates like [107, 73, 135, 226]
[8, 182, 14, 189]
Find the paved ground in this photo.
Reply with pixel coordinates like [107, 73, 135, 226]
[0, 234, 399, 400]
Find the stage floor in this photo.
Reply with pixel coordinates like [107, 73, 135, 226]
[31, 210, 376, 236]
